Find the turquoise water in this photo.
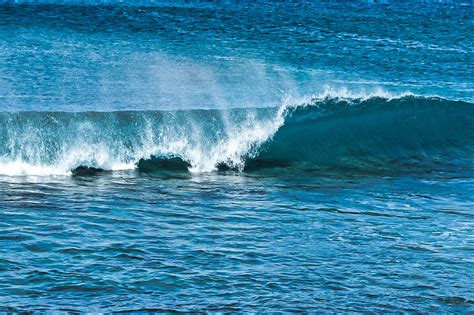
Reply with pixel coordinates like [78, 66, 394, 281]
[0, 1, 473, 312]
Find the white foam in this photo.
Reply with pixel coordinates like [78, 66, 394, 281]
[0, 160, 70, 176]
[187, 111, 285, 172]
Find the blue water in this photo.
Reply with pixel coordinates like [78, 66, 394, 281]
[1, 1, 474, 312]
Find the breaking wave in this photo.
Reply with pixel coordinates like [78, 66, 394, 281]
[1, 93, 473, 176]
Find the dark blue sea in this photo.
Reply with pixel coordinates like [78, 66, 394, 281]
[0, 0, 473, 312]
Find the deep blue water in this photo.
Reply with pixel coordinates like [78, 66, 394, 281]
[0, 1, 473, 312]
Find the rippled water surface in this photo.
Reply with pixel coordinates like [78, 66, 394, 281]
[1, 169, 474, 312]
[1, 0, 473, 312]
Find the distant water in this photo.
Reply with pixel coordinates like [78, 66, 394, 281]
[0, 1, 473, 312]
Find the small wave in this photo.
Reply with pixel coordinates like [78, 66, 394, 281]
[0, 92, 473, 176]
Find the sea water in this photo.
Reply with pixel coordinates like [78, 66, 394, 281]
[0, 1, 473, 312]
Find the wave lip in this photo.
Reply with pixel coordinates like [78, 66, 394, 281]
[1, 94, 473, 176]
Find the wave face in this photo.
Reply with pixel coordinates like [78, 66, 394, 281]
[251, 96, 474, 173]
[0, 95, 473, 176]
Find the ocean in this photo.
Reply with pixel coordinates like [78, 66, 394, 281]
[0, 1, 473, 312]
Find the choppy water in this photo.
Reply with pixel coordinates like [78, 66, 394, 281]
[1, 0, 473, 312]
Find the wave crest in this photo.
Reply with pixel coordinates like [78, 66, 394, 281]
[0, 94, 473, 176]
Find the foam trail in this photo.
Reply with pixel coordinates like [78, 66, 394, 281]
[0, 105, 285, 175]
